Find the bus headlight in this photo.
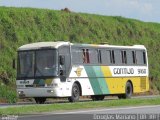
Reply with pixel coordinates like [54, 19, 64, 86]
[47, 90, 54, 93]
[18, 91, 24, 94]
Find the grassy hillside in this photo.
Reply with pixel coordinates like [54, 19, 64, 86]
[0, 7, 160, 103]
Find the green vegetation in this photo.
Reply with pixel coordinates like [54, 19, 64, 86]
[0, 7, 160, 102]
[1, 97, 160, 115]
[0, 85, 17, 103]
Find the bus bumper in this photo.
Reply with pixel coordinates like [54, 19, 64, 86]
[17, 87, 69, 98]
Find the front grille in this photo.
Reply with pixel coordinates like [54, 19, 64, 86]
[25, 85, 33, 87]
[25, 84, 45, 87]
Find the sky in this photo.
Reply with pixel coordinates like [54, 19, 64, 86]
[0, 0, 160, 23]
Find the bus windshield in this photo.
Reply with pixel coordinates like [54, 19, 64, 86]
[17, 49, 58, 79]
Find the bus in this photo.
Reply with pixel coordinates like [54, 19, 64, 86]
[16, 41, 149, 104]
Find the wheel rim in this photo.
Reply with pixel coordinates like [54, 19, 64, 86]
[127, 86, 131, 95]
[73, 86, 79, 97]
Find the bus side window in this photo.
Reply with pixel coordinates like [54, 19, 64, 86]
[82, 49, 90, 64]
[82, 49, 85, 63]
[114, 50, 121, 65]
[143, 51, 146, 64]
[98, 50, 102, 64]
[89, 49, 98, 64]
[109, 50, 115, 64]
[132, 51, 136, 64]
[136, 50, 145, 65]
[72, 48, 83, 64]
[101, 50, 110, 65]
[121, 51, 127, 64]
[126, 51, 133, 65]
[86, 49, 90, 63]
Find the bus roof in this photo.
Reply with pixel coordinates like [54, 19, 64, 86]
[73, 43, 146, 49]
[18, 41, 146, 51]
[18, 41, 70, 51]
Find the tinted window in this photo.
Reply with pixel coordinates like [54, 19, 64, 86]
[114, 50, 121, 65]
[109, 50, 115, 64]
[88, 49, 98, 64]
[132, 51, 136, 64]
[72, 49, 83, 64]
[143, 51, 146, 64]
[18, 51, 34, 78]
[35, 50, 57, 77]
[17, 50, 58, 79]
[126, 51, 134, 64]
[101, 50, 110, 65]
[98, 50, 102, 64]
[136, 50, 145, 65]
[121, 51, 127, 64]
[82, 49, 90, 63]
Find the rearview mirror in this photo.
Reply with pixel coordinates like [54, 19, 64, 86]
[60, 70, 64, 76]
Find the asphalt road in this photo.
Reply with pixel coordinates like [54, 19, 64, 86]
[17, 105, 160, 120]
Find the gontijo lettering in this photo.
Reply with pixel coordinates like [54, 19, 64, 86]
[113, 68, 134, 75]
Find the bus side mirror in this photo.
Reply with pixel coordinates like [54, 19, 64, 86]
[59, 56, 65, 65]
[12, 59, 16, 69]
[60, 70, 64, 76]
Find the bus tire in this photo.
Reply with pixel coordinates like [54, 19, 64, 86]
[68, 83, 80, 102]
[35, 97, 46, 104]
[122, 82, 133, 99]
[91, 95, 105, 101]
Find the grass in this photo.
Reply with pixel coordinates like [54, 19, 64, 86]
[1, 97, 160, 115]
[0, 6, 160, 102]
[0, 85, 17, 103]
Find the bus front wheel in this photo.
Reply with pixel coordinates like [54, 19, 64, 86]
[34, 97, 46, 104]
[68, 83, 80, 102]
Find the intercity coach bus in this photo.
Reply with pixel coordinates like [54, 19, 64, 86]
[16, 42, 149, 104]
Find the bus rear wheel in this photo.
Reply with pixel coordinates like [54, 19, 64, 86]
[119, 82, 133, 99]
[68, 83, 80, 102]
[35, 97, 46, 104]
[91, 95, 105, 101]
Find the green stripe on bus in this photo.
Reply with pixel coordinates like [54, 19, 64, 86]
[33, 79, 45, 86]
[84, 66, 102, 95]
[92, 66, 110, 94]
